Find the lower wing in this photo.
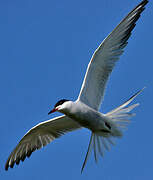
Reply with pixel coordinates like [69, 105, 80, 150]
[5, 115, 81, 170]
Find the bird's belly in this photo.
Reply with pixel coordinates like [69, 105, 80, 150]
[66, 109, 106, 132]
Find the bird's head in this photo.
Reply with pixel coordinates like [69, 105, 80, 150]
[48, 99, 72, 115]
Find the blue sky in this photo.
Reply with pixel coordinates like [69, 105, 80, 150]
[1, 0, 153, 179]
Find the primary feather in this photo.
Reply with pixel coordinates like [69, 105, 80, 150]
[5, 115, 80, 170]
[5, 0, 148, 172]
[78, 0, 148, 110]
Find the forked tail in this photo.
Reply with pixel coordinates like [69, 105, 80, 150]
[81, 88, 145, 173]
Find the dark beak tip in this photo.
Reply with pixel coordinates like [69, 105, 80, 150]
[48, 108, 56, 115]
[48, 110, 53, 115]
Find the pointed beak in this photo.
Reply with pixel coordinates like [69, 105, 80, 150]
[48, 108, 57, 115]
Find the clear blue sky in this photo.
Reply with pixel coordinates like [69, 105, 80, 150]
[1, 0, 153, 179]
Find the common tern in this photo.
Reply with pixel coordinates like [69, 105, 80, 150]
[5, 0, 148, 172]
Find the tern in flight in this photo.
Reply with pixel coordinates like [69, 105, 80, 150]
[5, 0, 148, 172]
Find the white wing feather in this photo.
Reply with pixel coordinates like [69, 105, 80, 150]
[5, 115, 80, 170]
[78, 0, 148, 110]
[5, 0, 148, 173]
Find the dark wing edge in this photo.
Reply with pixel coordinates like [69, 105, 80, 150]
[5, 115, 81, 170]
[103, 0, 149, 46]
[78, 0, 148, 110]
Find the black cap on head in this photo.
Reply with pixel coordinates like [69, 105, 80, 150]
[54, 99, 69, 108]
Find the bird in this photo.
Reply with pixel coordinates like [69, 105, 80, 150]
[5, 0, 148, 172]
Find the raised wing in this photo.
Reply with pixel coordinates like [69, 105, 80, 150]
[78, 0, 148, 110]
[5, 115, 80, 170]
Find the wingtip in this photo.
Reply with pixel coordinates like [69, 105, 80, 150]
[80, 160, 86, 174]
[80, 168, 83, 174]
[138, 87, 146, 94]
[5, 165, 8, 171]
[139, 0, 149, 7]
[5, 159, 15, 171]
[142, 86, 146, 90]
[5, 159, 10, 171]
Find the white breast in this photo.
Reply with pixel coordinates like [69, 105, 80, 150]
[64, 101, 106, 131]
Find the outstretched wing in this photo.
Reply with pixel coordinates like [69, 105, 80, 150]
[78, 0, 148, 110]
[5, 115, 80, 170]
